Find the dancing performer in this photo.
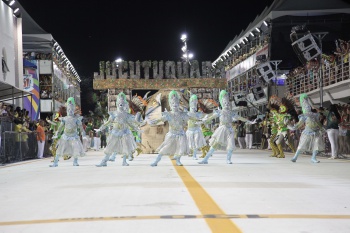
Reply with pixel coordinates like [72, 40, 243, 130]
[273, 97, 296, 158]
[49, 97, 86, 167]
[186, 94, 207, 160]
[108, 110, 145, 162]
[289, 94, 325, 163]
[47, 106, 69, 159]
[268, 96, 280, 157]
[199, 124, 213, 158]
[260, 112, 271, 150]
[198, 90, 255, 164]
[95, 92, 140, 167]
[149, 90, 198, 167]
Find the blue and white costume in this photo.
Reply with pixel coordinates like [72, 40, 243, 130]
[199, 90, 255, 164]
[186, 94, 207, 160]
[50, 97, 85, 167]
[150, 90, 199, 166]
[96, 92, 140, 167]
[289, 94, 325, 163]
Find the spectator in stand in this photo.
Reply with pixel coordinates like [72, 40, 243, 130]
[85, 119, 94, 149]
[338, 105, 348, 157]
[344, 106, 350, 155]
[100, 127, 107, 149]
[0, 102, 7, 116]
[244, 116, 255, 149]
[36, 119, 46, 159]
[237, 120, 246, 149]
[6, 105, 14, 119]
[93, 124, 101, 151]
[14, 117, 31, 160]
[324, 104, 341, 159]
[82, 122, 89, 152]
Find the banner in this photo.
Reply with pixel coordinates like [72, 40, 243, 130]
[23, 64, 40, 121]
[93, 78, 227, 90]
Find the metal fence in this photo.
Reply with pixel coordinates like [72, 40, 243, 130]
[0, 131, 54, 164]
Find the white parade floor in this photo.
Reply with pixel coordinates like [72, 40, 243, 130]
[0, 149, 349, 233]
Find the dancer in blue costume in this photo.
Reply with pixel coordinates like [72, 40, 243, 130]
[289, 94, 325, 163]
[49, 97, 86, 167]
[198, 90, 256, 164]
[108, 112, 144, 162]
[95, 92, 140, 167]
[149, 90, 200, 166]
[186, 94, 207, 160]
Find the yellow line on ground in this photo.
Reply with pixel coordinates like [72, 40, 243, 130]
[171, 160, 243, 233]
[1, 214, 350, 226]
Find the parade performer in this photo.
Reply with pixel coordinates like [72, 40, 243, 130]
[268, 96, 281, 157]
[47, 106, 69, 160]
[273, 97, 296, 158]
[149, 90, 198, 167]
[186, 94, 207, 160]
[108, 109, 145, 162]
[260, 112, 270, 150]
[95, 92, 140, 167]
[49, 97, 86, 167]
[47, 113, 60, 159]
[199, 124, 213, 158]
[289, 94, 325, 163]
[198, 90, 256, 164]
[85, 119, 94, 150]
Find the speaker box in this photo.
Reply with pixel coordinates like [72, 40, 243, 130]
[254, 92, 265, 100]
[262, 71, 276, 82]
[291, 33, 321, 64]
[252, 85, 266, 100]
[257, 62, 276, 82]
[257, 62, 272, 76]
[236, 101, 248, 107]
[302, 45, 322, 61]
[233, 93, 245, 105]
[292, 33, 316, 51]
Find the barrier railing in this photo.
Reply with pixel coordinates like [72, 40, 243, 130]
[286, 55, 350, 96]
[0, 131, 53, 164]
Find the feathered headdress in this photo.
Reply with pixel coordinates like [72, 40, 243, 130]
[219, 90, 229, 107]
[268, 95, 281, 111]
[168, 90, 180, 106]
[189, 94, 198, 110]
[198, 99, 219, 113]
[300, 93, 312, 114]
[66, 97, 75, 115]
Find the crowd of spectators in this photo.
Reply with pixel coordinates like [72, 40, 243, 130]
[0, 102, 52, 163]
[1, 100, 350, 163]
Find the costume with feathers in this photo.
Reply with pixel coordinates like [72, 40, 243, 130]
[49, 98, 86, 167]
[289, 94, 325, 163]
[199, 90, 255, 164]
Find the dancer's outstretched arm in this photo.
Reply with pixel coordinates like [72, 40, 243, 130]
[53, 118, 65, 139]
[97, 114, 113, 132]
[202, 110, 220, 124]
[287, 115, 306, 131]
[77, 116, 86, 137]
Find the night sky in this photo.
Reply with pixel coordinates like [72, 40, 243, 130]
[17, 0, 275, 113]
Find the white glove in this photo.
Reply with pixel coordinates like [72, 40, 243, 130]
[52, 135, 58, 139]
